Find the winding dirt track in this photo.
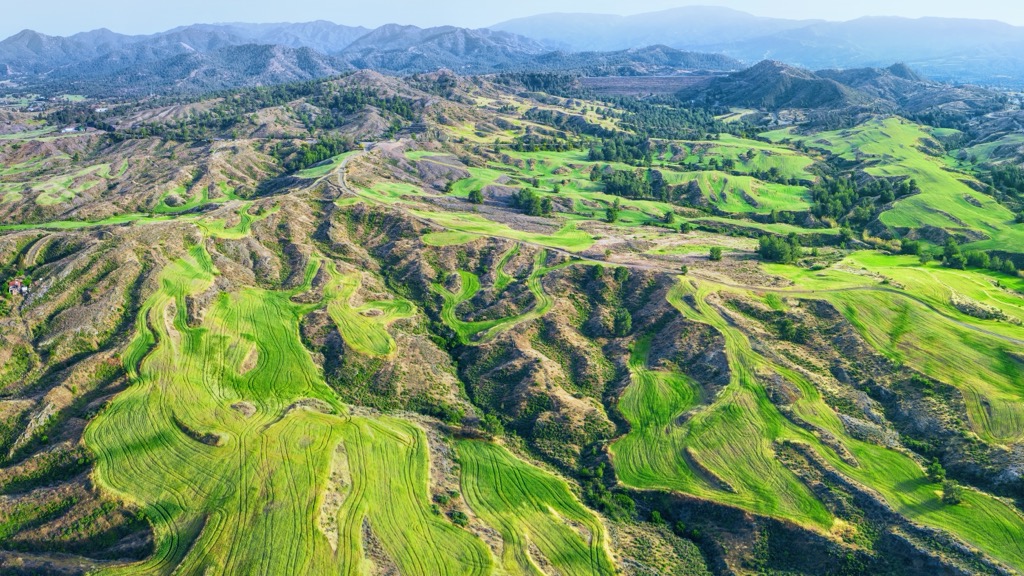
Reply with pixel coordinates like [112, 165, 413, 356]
[332, 150, 1024, 347]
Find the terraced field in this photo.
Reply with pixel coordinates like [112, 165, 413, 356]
[411, 211, 594, 252]
[82, 241, 610, 575]
[611, 323, 833, 530]
[458, 440, 615, 575]
[765, 117, 1024, 249]
[612, 277, 1024, 571]
[666, 170, 811, 213]
[324, 261, 416, 357]
[433, 250, 558, 344]
[765, 253, 1024, 442]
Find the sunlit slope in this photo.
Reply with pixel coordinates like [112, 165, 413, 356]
[86, 245, 611, 575]
[765, 117, 1022, 249]
[613, 276, 1024, 571]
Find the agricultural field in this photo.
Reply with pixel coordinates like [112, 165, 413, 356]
[765, 117, 1024, 249]
[3, 64, 1024, 576]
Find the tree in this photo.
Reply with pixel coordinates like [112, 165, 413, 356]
[900, 240, 922, 256]
[1016, 211, 1024, 224]
[480, 414, 504, 436]
[605, 200, 621, 223]
[512, 188, 551, 216]
[467, 188, 484, 204]
[926, 458, 946, 483]
[613, 308, 632, 337]
[942, 480, 964, 505]
[663, 210, 676, 225]
[709, 247, 723, 261]
[965, 251, 990, 269]
[758, 234, 801, 264]
[943, 238, 966, 269]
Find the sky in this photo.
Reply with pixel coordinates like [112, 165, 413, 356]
[3, 0, 1023, 39]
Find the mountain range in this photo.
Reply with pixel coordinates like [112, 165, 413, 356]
[493, 7, 1024, 86]
[676, 60, 1003, 115]
[0, 22, 742, 95]
[3, 7, 1024, 96]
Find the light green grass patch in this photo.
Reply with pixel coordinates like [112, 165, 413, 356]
[422, 231, 481, 246]
[433, 250, 563, 344]
[411, 211, 594, 252]
[324, 262, 416, 357]
[458, 440, 616, 575]
[89, 250, 493, 574]
[296, 151, 358, 179]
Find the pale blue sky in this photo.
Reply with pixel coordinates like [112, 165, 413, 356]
[3, 0, 1023, 39]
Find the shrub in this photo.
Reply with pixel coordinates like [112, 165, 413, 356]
[926, 458, 946, 483]
[758, 234, 801, 264]
[709, 247, 723, 261]
[900, 240, 922, 256]
[613, 308, 632, 337]
[942, 480, 964, 505]
[467, 188, 483, 204]
[965, 251, 990, 269]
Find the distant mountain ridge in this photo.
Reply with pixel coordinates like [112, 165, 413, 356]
[678, 60, 1004, 114]
[493, 8, 1024, 86]
[4, 9, 1024, 96]
[0, 22, 741, 96]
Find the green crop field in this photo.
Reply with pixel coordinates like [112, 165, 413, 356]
[609, 277, 1024, 569]
[296, 152, 358, 179]
[411, 211, 594, 252]
[422, 231, 481, 246]
[764, 253, 1024, 443]
[79, 239, 625, 574]
[673, 134, 817, 181]
[665, 170, 811, 214]
[611, 327, 833, 530]
[324, 261, 416, 357]
[433, 250, 560, 344]
[764, 117, 1023, 249]
[458, 440, 616, 575]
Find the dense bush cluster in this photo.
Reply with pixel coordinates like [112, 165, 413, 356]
[758, 234, 803, 264]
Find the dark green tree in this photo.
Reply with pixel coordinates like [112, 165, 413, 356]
[926, 458, 946, 483]
[605, 200, 621, 223]
[613, 308, 632, 337]
[943, 238, 967, 269]
[942, 480, 964, 505]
